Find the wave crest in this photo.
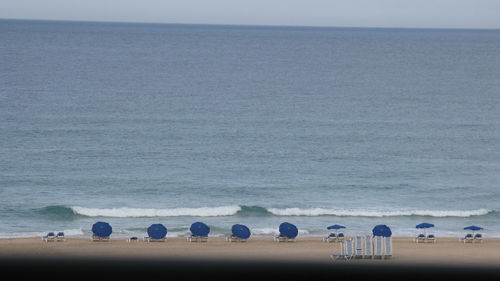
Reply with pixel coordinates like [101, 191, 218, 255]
[267, 208, 492, 217]
[37, 205, 494, 218]
[71, 206, 241, 217]
[36, 205, 78, 218]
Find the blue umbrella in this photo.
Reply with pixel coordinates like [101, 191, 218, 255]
[190, 222, 210, 237]
[279, 222, 298, 239]
[92, 221, 112, 238]
[327, 225, 346, 230]
[147, 224, 167, 239]
[231, 224, 251, 239]
[416, 223, 435, 229]
[464, 226, 483, 231]
[372, 225, 392, 237]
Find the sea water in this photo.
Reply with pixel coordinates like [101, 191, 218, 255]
[0, 20, 499, 238]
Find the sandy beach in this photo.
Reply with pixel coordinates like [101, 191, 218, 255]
[1, 236, 499, 267]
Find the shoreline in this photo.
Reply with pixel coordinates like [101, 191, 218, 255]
[1, 237, 499, 267]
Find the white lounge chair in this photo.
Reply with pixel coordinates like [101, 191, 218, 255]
[460, 233, 474, 243]
[226, 234, 248, 243]
[144, 236, 166, 242]
[127, 237, 139, 243]
[473, 234, 483, 243]
[354, 236, 364, 259]
[274, 235, 284, 242]
[331, 239, 354, 261]
[274, 234, 295, 243]
[56, 232, 65, 242]
[337, 232, 346, 242]
[187, 235, 208, 242]
[383, 236, 392, 259]
[373, 236, 383, 259]
[91, 235, 110, 242]
[415, 234, 426, 243]
[42, 232, 55, 242]
[226, 235, 238, 242]
[323, 233, 337, 243]
[426, 234, 436, 243]
[364, 235, 373, 259]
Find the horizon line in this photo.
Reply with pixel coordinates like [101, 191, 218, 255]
[1, 17, 499, 31]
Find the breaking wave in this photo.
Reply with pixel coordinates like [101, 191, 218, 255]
[266, 208, 493, 217]
[72, 206, 241, 217]
[36, 205, 494, 218]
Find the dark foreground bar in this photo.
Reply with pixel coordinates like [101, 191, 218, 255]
[1, 257, 499, 281]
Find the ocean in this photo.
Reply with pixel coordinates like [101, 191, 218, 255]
[0, 19, 498, 239]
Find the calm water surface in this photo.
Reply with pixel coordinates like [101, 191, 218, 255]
[0, 20, 499, 238]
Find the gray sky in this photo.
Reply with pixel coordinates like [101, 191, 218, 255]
[1, 0, 499, 29]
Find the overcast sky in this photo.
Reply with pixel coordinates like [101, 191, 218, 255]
[1, 0, 499, 29]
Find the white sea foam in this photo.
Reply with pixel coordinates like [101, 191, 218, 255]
[168, 231, 190, 237]
[71, 206, 242, 217]
[252, 228, 278, 235]
[70, 205, 492, 218]
[60, 228, 85, 236]
[0, 228, 85, 238]
[266, 208, 492, 217]
[250, 228, 308, 236]
[0, 231, 48, 238]
[298, 229, 309, 235]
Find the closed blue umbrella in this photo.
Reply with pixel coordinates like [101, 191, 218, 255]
[147, 224, 167, 239]
[231, 224, 251, 239]
[372, 225, 392, 237]
[279, 222, 298, 239]
[190, 222, 210, 237]
[92, 222, 112, 238]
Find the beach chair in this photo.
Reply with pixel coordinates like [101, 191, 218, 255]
[187, 235, 208, 242]
[383, 236, 392, 259]
[426, 234, 436, 243]
[274, 222, 298, 243]
[144, 223, 167, 242]
[274, 234, 295, 243]
[354, 236, 364, 259]
[373, 236, 383, 259]
[337, 232, 345, 242]
[227, 235, 247, 242]
[273, 235, 283, 242]
[188, 222, 210, 242]
[227, 224, 250, 242]
[330, 239, 354, 261]
[473, 233, 483, 243]
[226, 234, 239, 242]
[127, 237, 139, 243]
[460, 233, 473, 243]
[144, 236, 166, 242]
[91, 221, 112, 242]
[42, 232, 56, 242]
[415, 234, 425, 243]
[56, 232, 65, 242]
[92, 235, 110, 242]
[323, 233, 337, 243]
[364, 235, 373, 259]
